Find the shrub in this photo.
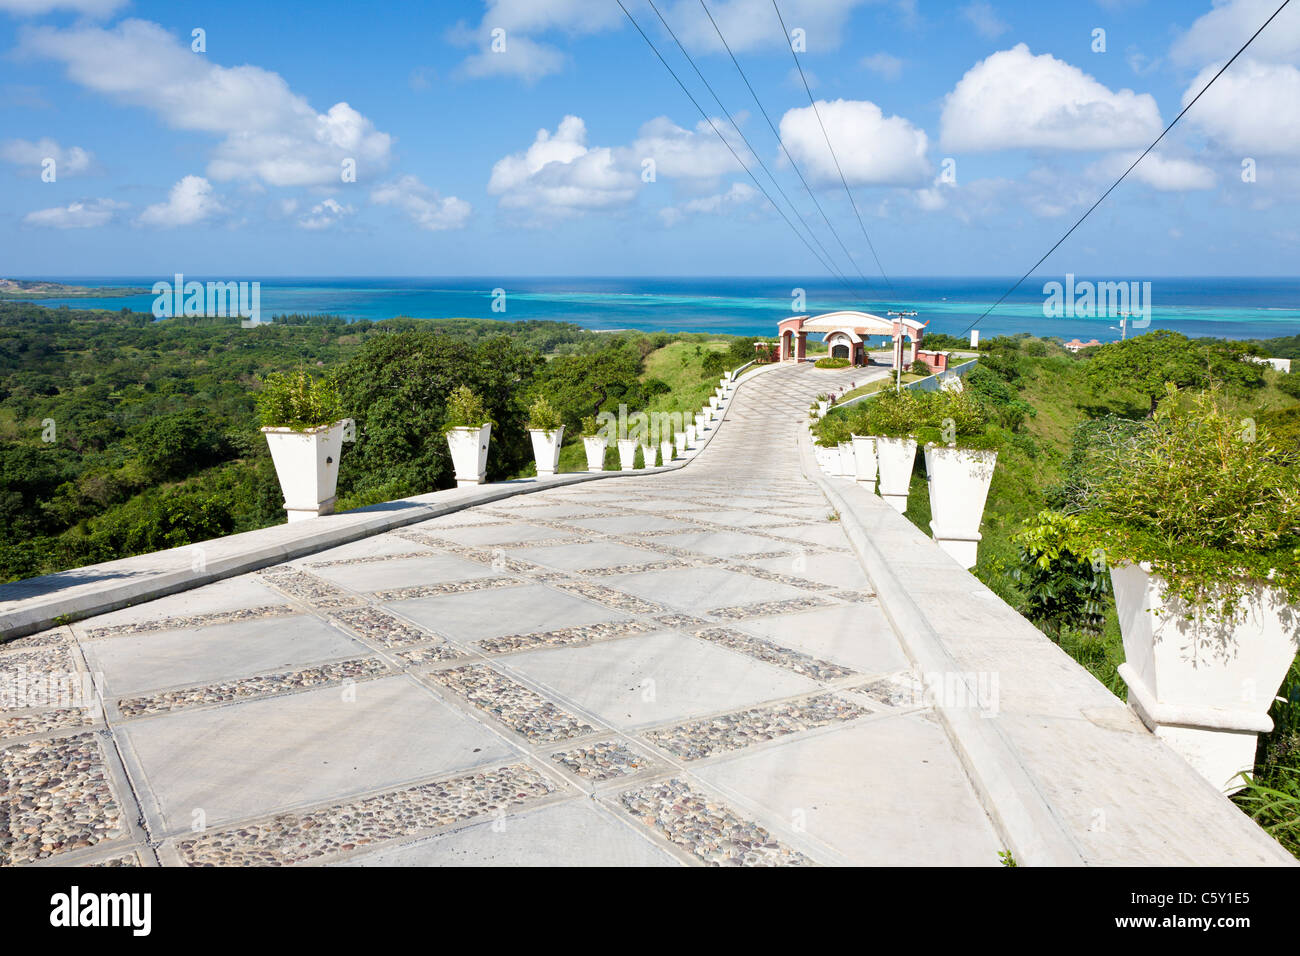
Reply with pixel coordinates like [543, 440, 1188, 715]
[1059, 387, 1300, 617]
[861, 387, 932, 438]
[580, 415, 600, 438]
[255, 369, 343, 431]
[910, 359, 932, 376]
[1010, 511, 1111, 641]
[815, 357, 851, 369]
[527, 395, 563, 432]
[1278, 373, 1300, 400]
[443, 385, 490, 431]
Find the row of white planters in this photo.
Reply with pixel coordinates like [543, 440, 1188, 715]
[816, 426, 1295, 794]
[264, 373, 742, 521]
[814, 433, 997, 571]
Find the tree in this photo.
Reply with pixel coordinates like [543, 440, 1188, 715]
[1084, 329, 1264, 416]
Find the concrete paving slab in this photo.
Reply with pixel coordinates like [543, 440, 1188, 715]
[655, 530, 803, 559]
[387, 582, 629, 643]
[504, 541, 666, 572]
[119, 675, 518, 833]
[745, 552, 872, 590]
[694, 714, 1003, 866]
[83, 576, 290, 630]
[308, 553, 503, 592]
[432, 523, 585, 546]
[600, 566, 808, 612]
[735, 604, 908, 677]
[501, 630, 819, 729]
[83, 614, 367, 697]
[335, 800, 678, 867]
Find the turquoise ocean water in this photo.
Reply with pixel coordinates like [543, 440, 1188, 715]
[14, 276, 1300, 342]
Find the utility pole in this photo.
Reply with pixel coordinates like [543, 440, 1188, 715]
[887, 310, 917, 392]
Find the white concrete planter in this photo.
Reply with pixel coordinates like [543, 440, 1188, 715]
[261, 421, 347, 523]
[837, 442, 854, 478]
[924, 445, 997, 569]
[674, 430, 688, 455]
[445, 423, 492, 487]
[617, 438, 638, 471]
[850, 434, 877, 487]
[817, 401, 830, 417]
[528, 426, 564, 478]
[875, 437, 918, 513]
[583, 435, 608, 472]
[685, 424, 697, 447]
[660, 439, 674, 464]
[640, 442, 656, 469]
[814, 445, 835, 474]
[694, 412, 708, 434]
[1112, 563, 1299, 793]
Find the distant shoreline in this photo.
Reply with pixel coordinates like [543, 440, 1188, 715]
[0, 279, 149, 299]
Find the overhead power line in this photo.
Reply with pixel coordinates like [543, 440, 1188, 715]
[614, 0, 862, 298]
[698, 0, 881, 298]
[643, 0, 871, 297]
[771, 0, 894, 292]
[961, 0, 1295, 336]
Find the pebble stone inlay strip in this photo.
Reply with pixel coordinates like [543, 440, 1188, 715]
[429, 665, 596, 743]
[305, 552, 432, 568]
[551, 741, 649, 781]
[620, 779, 811, 866]
[396, 644, 469, 666]
[372, 577, 523, 602]
[1, 733, 125, 865]
[0, 629, 67, 650]
[706, 596, 832, 620]
[116, 658, 390, 718]
[552, 581, 668, 615]
[1, 708, 93, 741]
[258, 568, 365, 609]
[83, 605, 296, 640]
[331, 607, 452, 649]
[86, 849, 143, 866]
[729, 565, 836, 592]
[641, 694, 868, 761]
[177, 764, 554, 866]
[653, 614, 712, 631]
[693, 628, 856, 682]
[476, 619, 653, 655]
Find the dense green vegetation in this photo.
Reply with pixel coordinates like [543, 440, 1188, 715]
[815, 329, 1300, 855]
[0, 301, 755, 580]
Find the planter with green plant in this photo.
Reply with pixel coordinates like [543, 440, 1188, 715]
[918, 387, 999, 569]
[673, 426, 688, 456]
[863, 387, 929, 513]
[581, 415, 607, 472]
[256, 369, 349, 522]
[526, 396, 565, 478]
[816, 393, 831, 417]
[443, 385, 493, 486]
[1051, 387, 1300, 792]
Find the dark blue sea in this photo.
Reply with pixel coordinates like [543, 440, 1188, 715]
[15, 276, 1300, 342]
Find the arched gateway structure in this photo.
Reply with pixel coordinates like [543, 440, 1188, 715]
[776, 310, 925, 370]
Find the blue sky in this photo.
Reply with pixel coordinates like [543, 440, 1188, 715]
[1, 0, 1298, 278]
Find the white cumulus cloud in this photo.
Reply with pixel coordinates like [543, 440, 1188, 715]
[371, 175, 471, 231]
[136, 175, 224, 227]
[24, 19, 393, 187]
[23, 197, 124, 228]
[659, 181, 757, 225]
[0, 0, 125, 15]
[1, 137, 92, 175]
[940, 44, 1163, 152]
[298, 197, 355, 230]
[778, 99, 931, 187]
[1171, 0, 1300, 68]
[1091, 151, 1217, 191]
[1181, 58, 1300, 156]
[488, 115, 640, 215]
